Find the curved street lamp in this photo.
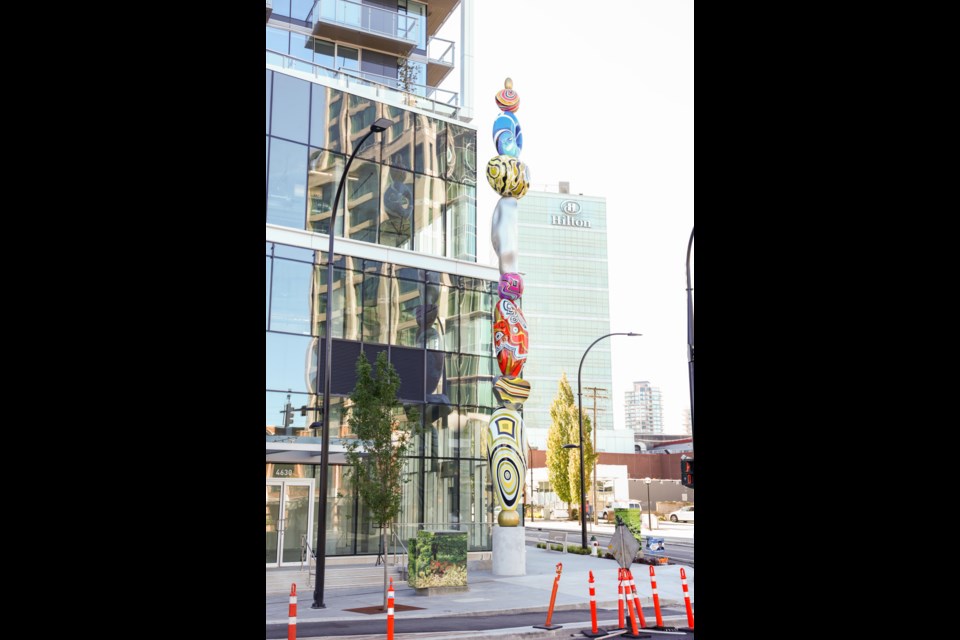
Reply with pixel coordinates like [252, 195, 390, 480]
[573, 332, 640, 550]
[313, 117, 394, 609]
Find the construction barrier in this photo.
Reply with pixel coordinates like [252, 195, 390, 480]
[617, 568, 625, 630]
[648, 565, 664, 628]
[623, 579, 641, 638]
[533, 562, 564, 630]
[626, 569, 647, 629]
[616, 569, 652, 639]
[387, 577, 395, 640]
[581, 570, 607, 638]
[680, 567, 694, 630]
[288, 583, 297, 640]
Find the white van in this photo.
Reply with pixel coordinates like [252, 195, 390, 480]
[600, 501, 642, 520]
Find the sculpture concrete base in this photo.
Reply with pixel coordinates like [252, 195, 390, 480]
[492, 525, 526, 576]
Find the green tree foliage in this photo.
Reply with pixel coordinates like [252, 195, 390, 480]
[344, 351, 419, 548]
[547, 373, 576, 507]
[568, 408, 597, 516]
[546, 373, 597, 513]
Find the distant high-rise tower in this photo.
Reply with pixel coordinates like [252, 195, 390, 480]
[625, 381, 663, 439]
[681, 408, 692, 436]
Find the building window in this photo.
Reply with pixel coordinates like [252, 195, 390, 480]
[266, 138, 308, 229]
[414, 174, 445, 256]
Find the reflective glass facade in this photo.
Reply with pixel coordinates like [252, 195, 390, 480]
[515, 192, 614, 449]
[266, 243, 496, 555]
[267, 68, 477, 261]
[267, 3, 489, 561]
[264, 60, 499, 566]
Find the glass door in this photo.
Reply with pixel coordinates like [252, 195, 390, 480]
[266, 479, 315, 567]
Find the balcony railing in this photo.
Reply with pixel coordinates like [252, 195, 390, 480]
[308, 0, 421, 45]
[428, 37, 455, 67]
[267, 49, 460, 119]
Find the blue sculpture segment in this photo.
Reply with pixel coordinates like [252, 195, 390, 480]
[493, 111, 522, 157]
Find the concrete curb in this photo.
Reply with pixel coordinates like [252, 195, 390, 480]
[291, 615, 692, 640]
[268, 598, 690, 626]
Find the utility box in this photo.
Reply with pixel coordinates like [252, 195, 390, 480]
[408, 530, 468, 593]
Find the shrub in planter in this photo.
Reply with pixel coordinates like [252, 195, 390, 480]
[536, 542, 546, 549]
[551, 544, 564, 551]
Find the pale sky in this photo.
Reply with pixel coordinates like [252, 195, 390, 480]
[441, 1, 694, 436]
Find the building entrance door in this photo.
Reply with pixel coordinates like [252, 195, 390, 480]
[266, 479, 314, 567]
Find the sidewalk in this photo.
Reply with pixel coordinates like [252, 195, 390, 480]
[267, 527, 693, 639]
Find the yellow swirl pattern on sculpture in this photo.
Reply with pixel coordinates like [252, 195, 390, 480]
[484, 407, 526, 526]
[486, 155, 529, 199]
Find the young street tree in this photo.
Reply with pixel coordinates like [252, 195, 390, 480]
[397, 57, 420, 104]
[344, 351, 418, 608]
[546, 373, 597, 518]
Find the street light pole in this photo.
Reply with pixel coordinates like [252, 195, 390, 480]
[592, 408, 597, 528]
[575, 331, 640, 550]
[313, 117, 393, 610]
[528, 445, 537, 523]
[644, 477, 652, 530]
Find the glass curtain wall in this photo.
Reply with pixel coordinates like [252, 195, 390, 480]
[267, 242, 496, 553]
[266, 70, 476, 259]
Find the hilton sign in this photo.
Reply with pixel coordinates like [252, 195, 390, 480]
[551, 200, 591, 227]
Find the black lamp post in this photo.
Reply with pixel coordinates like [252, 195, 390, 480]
[312, 117, 393, 609]
[644, 477, 653, 530]
[528, 444, 537, 523]
[571, 332, 640, 550]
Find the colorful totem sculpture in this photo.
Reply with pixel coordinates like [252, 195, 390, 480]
[485, 78, 532, 527]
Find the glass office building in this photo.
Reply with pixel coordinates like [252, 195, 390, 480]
[515, 189, 631, 453]
[266, 1, 498, 567]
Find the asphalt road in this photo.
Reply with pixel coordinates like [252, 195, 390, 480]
[266, 606, 694, 638]
[524, 524, 694, 566]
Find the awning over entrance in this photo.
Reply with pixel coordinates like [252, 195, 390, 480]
[265, 440, 349, 465]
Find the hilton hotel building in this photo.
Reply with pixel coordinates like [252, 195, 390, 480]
[514, 184, 635, 455]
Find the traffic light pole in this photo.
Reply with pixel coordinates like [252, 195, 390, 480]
[681, 229, 694, 493]
[686, 227, 694, 454]
[282, 391, 293, 428]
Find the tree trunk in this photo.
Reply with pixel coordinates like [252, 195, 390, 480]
[381, 526, 388, 610]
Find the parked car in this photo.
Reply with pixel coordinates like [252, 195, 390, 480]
[667, 506, 694, 522]
[600, 501, 642, 520]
